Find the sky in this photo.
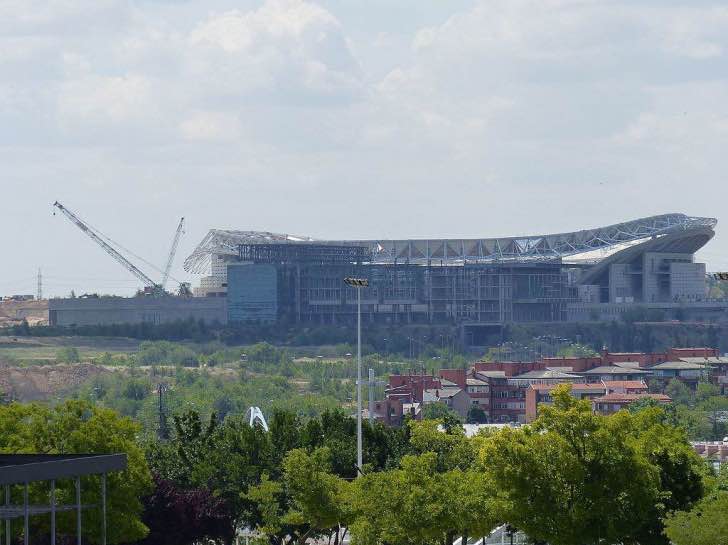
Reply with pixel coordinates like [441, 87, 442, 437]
[1, 0, 727, 297]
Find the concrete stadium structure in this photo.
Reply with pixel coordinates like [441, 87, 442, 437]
[182, 213, 724, 333]
[48, 296, 227, 327]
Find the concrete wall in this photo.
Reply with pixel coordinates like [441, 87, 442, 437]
[609, 264, 633, 303]
[451, 389, 473, 419]
[670, 262, 706, 301]
[643, 252, 699, 303]
[49, 297, 227, 326]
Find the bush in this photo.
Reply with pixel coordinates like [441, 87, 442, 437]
[137, 341, 199, 367]
[56, 346, 81, 363]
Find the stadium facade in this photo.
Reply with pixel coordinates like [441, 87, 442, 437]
[183, 214, 722, 333]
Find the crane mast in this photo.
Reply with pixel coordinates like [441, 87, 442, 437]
[53, 201, 161, 292]
[161, 217, 185, 290]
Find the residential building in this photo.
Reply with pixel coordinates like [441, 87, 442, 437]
[377, 347, 723, 427]
[579, 365, 653, 383]
[592, 393, 672, 415]
[526, 383, 606, 422]
[648, 361, 712, 385]
[602, 380, 649, 394]
[423, 387, 471, 419]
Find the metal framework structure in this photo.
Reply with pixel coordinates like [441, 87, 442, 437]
[184, 214, 717, 273]
[185, 230, 315, 273]
[238, 243, 371, 264]
[0, 454, 127, 545]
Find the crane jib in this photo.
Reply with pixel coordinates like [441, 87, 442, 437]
[52, 201, 160, 291]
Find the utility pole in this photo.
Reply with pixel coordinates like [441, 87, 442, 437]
[344, 277, 369, 476]
[157, 383, 169, 440]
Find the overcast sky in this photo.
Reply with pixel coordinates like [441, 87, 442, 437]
[1, 0, 727, 297]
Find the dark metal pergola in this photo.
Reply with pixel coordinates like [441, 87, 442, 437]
[0, 454, 127, 545]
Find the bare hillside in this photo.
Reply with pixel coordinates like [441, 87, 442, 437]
[0, 300, 48, 327]
[0, 363, 108, 402]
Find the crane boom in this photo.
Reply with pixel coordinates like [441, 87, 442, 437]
[161, 217, 185, 289]
[53, 201, 159, 289]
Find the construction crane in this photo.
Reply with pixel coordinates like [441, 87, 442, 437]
[53, 201, 165, 295]
[161, 217, 185, 290]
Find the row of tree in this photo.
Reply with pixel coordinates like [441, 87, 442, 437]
[10, 315, 728, 355]
[146, 386, 725, 545]
[0, 386, 724, 545]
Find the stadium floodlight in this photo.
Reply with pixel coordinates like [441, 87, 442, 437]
[344, 277, 368, 476]
[344, 277, 369, 288]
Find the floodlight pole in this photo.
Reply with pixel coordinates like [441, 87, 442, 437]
[345, 277, 367, 477]
[356, 285, 362, 475]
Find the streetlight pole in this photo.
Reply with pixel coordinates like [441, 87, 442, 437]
[344, 277, 369, 477]
[356, 285, 362, 474]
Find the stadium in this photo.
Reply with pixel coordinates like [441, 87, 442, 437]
[183, 213, 721, 332]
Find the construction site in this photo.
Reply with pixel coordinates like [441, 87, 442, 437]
[7, 208, 718, 340]
[0, 299, 48, 328]
[183, 213, 723, 339]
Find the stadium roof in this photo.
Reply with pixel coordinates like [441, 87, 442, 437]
[184, 213, 717, 273]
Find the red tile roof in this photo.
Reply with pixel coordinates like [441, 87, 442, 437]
[602, 380, 648, 389]
[530, 383, 605, 391]
[594, 393, 671, 403]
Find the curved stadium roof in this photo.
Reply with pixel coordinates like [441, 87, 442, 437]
[184, 213, 717, 274]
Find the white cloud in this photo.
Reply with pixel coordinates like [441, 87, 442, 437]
[185, 0, 362, 106]
[57, 74, 158, 127]
[3, 0, 728, 294]
[0, 0, 132, 35]
[179, 111, 241, 141]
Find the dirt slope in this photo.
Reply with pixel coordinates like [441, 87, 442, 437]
[0, 300, 49, 327]
[0, 363, 108, 402]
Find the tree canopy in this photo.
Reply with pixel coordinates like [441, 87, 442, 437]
[0, 401, 152, 544]
[481, 385, 708, 545]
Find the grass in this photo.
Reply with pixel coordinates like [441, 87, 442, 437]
[0, 336, 141, 365]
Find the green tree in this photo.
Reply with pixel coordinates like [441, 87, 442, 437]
[408, 419, 475, 472]
[56, 346, 81, 363]
[282, 448, 350, 543]
[466, 405, 488, 424]
[698, 395, 728, 440]
[695, 382, 719, 403]
[123, 378, 151, 401]
[666, 379, 693, 406]
[626, 406, 708, 544]
[421, 402, 463, 426]
[481, 385, 704, 545]
[0, 401, 152, 544]
[244, 475, 289, 542]
[664, 493, 728, 545]
[147, 410, 273, 544]
[348, 453, 497, 545]
[628, 397, 678, 425]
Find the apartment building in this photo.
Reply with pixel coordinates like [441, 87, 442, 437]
[377, 347, 726, 426]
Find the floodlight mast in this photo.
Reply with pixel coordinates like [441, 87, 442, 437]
[52, 201, 161, 292]
[344, 277, 369, 477]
